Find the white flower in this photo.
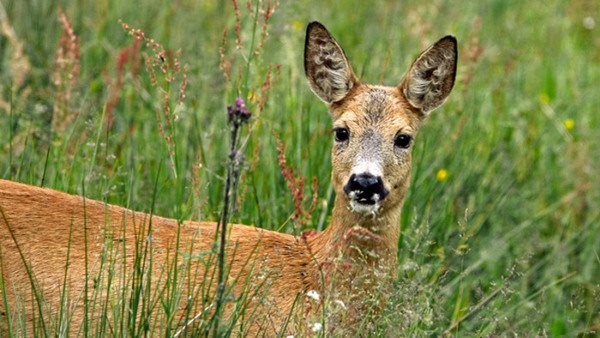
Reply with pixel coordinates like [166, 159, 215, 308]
[310, 322, 322, 332]
[285, 336, 294, 338]
[334, 299, 347, 310]
[583, 16, 595, 30]
[306, 290, 320, 302]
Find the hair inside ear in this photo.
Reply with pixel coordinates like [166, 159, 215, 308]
[304, 22, 357, 104]
[401, 36, 457, 114]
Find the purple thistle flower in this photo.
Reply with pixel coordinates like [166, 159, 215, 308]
[227, 97, 252, 124]
[235, 97, 245, 107]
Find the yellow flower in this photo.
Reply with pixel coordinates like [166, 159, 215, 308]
[291, 19, 304, 32]
[247, 91, 257, 104]
[563, 118, 574, 130]
[436, 169, 448, 182]
[539, 93, 550, 104]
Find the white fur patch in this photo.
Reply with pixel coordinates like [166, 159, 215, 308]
[348, 198, 381, 216]
[352, 159, 383, 178]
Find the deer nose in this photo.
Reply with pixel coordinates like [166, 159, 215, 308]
[343, 173, 389, 204]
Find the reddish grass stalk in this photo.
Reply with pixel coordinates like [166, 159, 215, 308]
[52, 7, 80, 133]
[275, 134, 319, 229]
[461, 17, 484, 91]
[233, 0, 243, 49]
[120, 20, 188, 177]
[219, 26, 233, 81]
[219, 0, 279, 96]
[105, 38, 141, 129]
[255, 0, 278, 56]
[257, 63, 281, 113]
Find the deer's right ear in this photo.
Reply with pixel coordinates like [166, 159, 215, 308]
[304, 22, 358, 105]
[400, 36, 457, 115]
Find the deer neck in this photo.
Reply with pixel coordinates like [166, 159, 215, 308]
[309, 196, 402, 270]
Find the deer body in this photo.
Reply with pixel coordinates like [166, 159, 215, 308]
[0, 22, 456, 335]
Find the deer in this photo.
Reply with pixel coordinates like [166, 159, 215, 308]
[0, 22, 457, 336]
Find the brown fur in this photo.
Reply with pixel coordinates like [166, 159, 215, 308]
[0, 22, 456, 335]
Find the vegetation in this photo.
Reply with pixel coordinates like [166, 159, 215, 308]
[0, 0, 598, 335]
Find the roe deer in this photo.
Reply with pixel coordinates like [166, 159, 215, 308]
[0, 22, 457, 335]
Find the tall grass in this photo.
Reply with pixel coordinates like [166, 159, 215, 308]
[0, 0, 599, 335]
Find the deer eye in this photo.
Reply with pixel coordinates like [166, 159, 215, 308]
[394, 134, 412, 149]
[333, 128, 349, 142]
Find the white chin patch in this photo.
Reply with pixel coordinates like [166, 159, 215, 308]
[348, 193, 381, 215]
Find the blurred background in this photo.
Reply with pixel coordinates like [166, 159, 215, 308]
[0, 0, 598, 335]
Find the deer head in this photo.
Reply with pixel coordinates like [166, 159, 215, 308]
[304, 22, 457, 217]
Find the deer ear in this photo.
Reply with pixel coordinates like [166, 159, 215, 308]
[304, 22, 358, 104]
[400, 36, 457, 115]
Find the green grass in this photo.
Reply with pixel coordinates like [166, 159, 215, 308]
[1, 0, 599, 335]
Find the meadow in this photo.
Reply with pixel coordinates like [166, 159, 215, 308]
[0, 0, 599, 335]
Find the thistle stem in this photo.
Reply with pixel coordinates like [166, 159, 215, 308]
[212, 98, 250, 336]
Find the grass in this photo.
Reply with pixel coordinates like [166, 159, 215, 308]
[1, 0, 599, 335]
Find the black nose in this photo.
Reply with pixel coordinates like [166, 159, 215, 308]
[343, 173, 389, 204]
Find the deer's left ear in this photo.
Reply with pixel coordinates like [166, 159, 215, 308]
[400, 36, 457, 115]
